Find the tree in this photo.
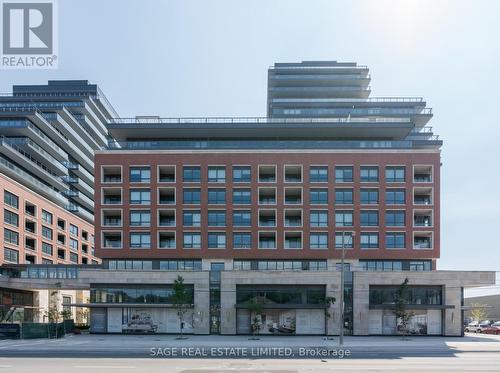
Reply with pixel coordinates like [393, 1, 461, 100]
[393, 278, 414, 339]
[245, 296, 264, 339]
[470, 303, 488, 322]
[323, 296, 336, 338]
[172, 275, 192, 339]
[45, 306, 61, 339]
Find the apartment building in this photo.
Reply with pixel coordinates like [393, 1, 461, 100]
[0, 80, 117, 264]
[0, 63, 494, 335]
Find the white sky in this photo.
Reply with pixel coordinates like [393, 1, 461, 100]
[1, 0, 499, 294]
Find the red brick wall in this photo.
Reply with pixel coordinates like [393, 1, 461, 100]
[0, 174, 98, 265]
[95, 151, 440, 261]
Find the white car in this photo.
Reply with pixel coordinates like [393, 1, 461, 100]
[465, 322, 482, 333]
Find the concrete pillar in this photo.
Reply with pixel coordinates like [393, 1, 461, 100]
[193, 282, 210, 334]
[444, 286, 462, 336]
[353, 276, 370, 336]
[326, 281, 340, 335]
[220, 280, 236, 334]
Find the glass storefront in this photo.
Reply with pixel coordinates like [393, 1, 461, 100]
[369, 309, 442, 335]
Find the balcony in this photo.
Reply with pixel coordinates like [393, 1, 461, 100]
[414, 166, 433, 183]
[158, 165, 175, 182]
[284, 165, 302, 183]
[284, 232, 302, 249]
[414, 210, 433, 227]
[25, 237, 36, 251]
[102, 209, 122, 227]
[259, 188, 276, 205]
[102, 166, 122, 183]
[102, 232, 122, 249]
[414, 187, 433, 205]
[158, 188, 175, 205]
[414, 233, 433, 249]
[25, 220, 36, 234]
[284, 210, 302, 227]
[284, 188, 302, 205]
[158, 210, 175, 227]
[102, 188, 122, 205]
[258, 166, 276, 183]
[159, 232, 176, 249]
[259, 232, 276, 249]
[259, 210, 276, 227]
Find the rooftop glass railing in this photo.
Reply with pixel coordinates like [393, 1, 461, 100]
[110, 139, 420, 150]
[108, 116, 412, 125]
[271, 74, 370, 80]
[272, 97, 424, 103]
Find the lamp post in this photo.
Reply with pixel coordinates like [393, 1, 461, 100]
[339, 231, 354, 347]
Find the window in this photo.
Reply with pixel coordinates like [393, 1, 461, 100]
[130, 189, 150, 205]
[70, 238, 78, 251]
[70, 252, 78, 263]
[183, 188, 201, 204]
[360, 211, 379, 226]
[386, 189, 406, 205]
[335, 188, 353, 204]
[130, 167, 151, 183]
[4, 191, 18, 209]
[310, 233, 328, 249]
[130, 233, 151, 248]
[42, 242, 53, 255]
[386, 211, 405, 227]
[42, 226, 53, 240]
[360, 189, 378, 204]
[233, 211, 251, 227]
[183, 233, 201, 248]
[335, 211, 353, 227]
[69, 224, 79, 236]
[386, 166, 405, 182]
[335, 232, 354, 249]
[208, 233, 226, 248]
[183, 211, 201, 227]
[4, 209, 18, 227]
[233, 233, 251, 249]
[233, 166, 251, 183]
[208, 166, 226, 183]
[62, 296, 72, 313]
[183, 166, 201, 182]
[208, 188, 226, 204]
[130, 211, 151, 227]
[41, 209, 53, 224]
[233, 189, 251, 204]
[386, 233, 405, 249]
[409, 261, 432, 271]
[4, 248, 19, 263]
[360, 166, 379, 182]
[310, 210, 328, 227]
[360, 233, 379, 249]
[335, 166, 353, 182]
[310, 166, 328, 182]
[4, 228, 18, 245]
[208, 211, 226, 226]
[310, 189, 328, 204]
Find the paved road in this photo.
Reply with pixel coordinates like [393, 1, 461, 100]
[0, 333, 499, 372]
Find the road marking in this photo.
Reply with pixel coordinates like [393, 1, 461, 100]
[73, 365, 136, 369]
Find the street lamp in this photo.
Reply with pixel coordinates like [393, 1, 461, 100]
[339, 231, 355, 347]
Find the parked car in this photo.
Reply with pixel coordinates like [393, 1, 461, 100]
[482, 321, 500, 335]
[478, 321, 492, 332]
[465, 321, 481, 333]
